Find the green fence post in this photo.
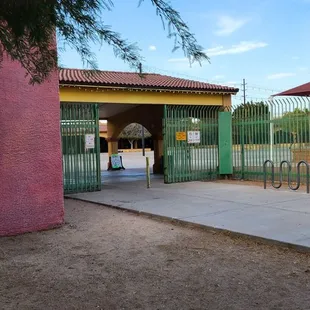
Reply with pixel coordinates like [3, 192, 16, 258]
[241, 122, 245, 179]
[163, 104, 168, 184]
[218, 111, 233, 175]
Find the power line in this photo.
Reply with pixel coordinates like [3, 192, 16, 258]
[143, 65, 241, 87]
[143, 64, 284, 94]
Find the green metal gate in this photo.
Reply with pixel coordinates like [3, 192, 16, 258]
[163, 105, 224, 183]
[61, 103, 101, 194]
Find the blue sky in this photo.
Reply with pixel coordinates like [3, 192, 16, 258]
[59, 0, 310, 101]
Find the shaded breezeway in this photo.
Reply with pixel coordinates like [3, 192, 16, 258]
[99, 147, 295, 173]
[100, 151, 161, 184]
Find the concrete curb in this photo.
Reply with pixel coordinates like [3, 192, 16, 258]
[65, 196, 310, 254]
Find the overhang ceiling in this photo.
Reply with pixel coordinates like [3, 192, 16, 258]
[99, 103, 138, 119]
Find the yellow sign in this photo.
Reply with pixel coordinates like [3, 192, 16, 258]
[176, 131, 186, 141]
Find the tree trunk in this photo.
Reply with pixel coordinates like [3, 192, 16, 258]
[129, 140, 134, 149]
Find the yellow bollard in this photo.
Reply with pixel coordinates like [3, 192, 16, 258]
[146, 157, 151, 188]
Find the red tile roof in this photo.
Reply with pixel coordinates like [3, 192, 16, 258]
[59, 68, 238, 93]
[274, 82, 310, 97]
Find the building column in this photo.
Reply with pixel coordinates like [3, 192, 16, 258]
[107, 138, 119, 156]
[222, 94, 232, 110]
[153, 134, 163, 174]
[0, 49, 64, 236]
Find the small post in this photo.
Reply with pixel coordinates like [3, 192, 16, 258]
[146, 156, 151, 188]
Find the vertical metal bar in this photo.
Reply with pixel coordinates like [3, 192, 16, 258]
[90, 105, 94, 189]
[165, 105, 168, 183]
[141, 125, 145, 156]
[73, 104, 77, 193]
[269, 100, 274, 162]
[95, 104, 101, 190]
[163, 104, 168, 183]
[60, 104, 65, 192]
[68, 104, 73, 192]
[253, 103, 258, 180]
[240, 116, 245, 179]
[82, 104, 87, 191]
[202, 106, 207, 178]
[250, 104, 254, 179]
[77, 104, 82, 192]
[171, 106, 175, 183]
[87, 104, 92, 191]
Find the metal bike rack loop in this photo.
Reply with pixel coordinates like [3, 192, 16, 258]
[263, 159, 309, 194]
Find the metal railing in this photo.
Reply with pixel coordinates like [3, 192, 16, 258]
[231, 97, 310, 182]
[263, 159, 309, 193]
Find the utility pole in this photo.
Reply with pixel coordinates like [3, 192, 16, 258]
[242, 78, 247, 105]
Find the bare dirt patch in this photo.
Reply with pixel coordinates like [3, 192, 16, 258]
[1, 199, 310, 310]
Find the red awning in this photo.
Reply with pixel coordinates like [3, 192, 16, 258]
[273, 82, 310, 97]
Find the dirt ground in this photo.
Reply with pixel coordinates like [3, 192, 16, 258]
[1, 200, 310, 310]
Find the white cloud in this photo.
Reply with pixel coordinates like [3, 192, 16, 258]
[298, 67, 308, 72]
[225, 81, 238, 86]
[149, 45, 157, 51]
[168, 41, 267, 62]
[207, 41, 268, 56]
[213, 75, 225, 80]
[214, 16, 249, 36]
[267, 73, 296, 80]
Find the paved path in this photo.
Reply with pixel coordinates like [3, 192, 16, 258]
[68, 173, 310, 249]
[100, 151, 154, 171]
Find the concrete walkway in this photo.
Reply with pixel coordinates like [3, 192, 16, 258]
[68, 173, 310, 249]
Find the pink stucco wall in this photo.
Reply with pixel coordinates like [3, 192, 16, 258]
[0, 55, 64, 236]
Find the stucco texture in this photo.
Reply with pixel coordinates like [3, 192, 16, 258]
[0, 55, 64, 236]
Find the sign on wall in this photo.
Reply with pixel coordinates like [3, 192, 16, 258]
[85, 134, 95, 149]
[187, 131, 200, 144]
[176, 131, 186, 141]
[111, 154, 122, 169]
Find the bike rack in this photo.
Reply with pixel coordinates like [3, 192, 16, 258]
[263, 160, 310, 194]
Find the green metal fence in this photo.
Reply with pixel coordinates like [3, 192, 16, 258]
[163, 105, 221, 183]
[232, 97, 310, 183]
[61, 103, 101, 194]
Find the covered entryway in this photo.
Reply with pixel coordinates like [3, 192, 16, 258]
[59, 69, 238, 193]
